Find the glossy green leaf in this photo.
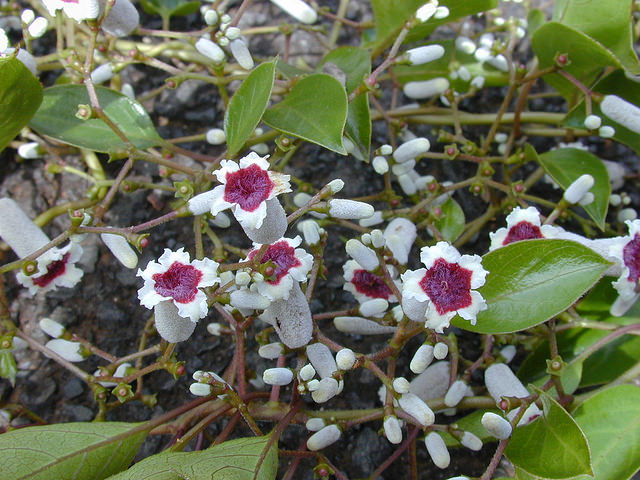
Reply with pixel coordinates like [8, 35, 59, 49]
[527, 8, 546, 36]
[224, 60, 276, 156]
[572, 385, 640, 480]
[453, 239, 611, 334]
[320, 47, 371, 160]
[0, 349, 17, 386]
[565, 69, 640, 156]
[559, 360, 583, 395]
[0, 56, 43, 154]
[434, 197, 465, 243]
[263, 74, 347, 154]
[532, 22, 621, 102]
[554, 0, 640, 74]
[108, 434, 278, 480]
[506, 389, 593, 478]
[370, 0, 423, 51]
[0, 422, 148, 480]
[30, 85, 162, 153]
[139, 0, 200, 19]
[535, 146, 609, 229]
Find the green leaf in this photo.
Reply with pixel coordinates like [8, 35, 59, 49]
[0, 56, 43, 154]
[572, 385, 640, 480]
[535, 146, 610, 230]
[370, 0, 423, 51]
[0, 422, 148, 480]
[224, 60, 276, 156]
[554, 0, 640, 74]
[434, 197, 465, 243]
[527, 9, 546, 36]
[30, 85, 162, 154]
[108, 434, 278, 480]
[453, 239, 611, 334]
[564, 69, 640, 156]
[319, 47, 372, 160]
[559, 360, 583, 395]
[0, 350, 17, 386]
[139, 0, 200, 19]
[532, 22, 621, 102]
[263, 74, 348, 154]
[506, 389, 593, 478]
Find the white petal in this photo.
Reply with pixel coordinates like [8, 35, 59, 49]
[213, 160, 239, 184]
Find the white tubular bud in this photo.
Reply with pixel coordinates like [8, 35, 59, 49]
[410, 345, 434, 374]
[460, 431, 482, 451]
[263, 367, 294, 386]
[334, 316, 397, 335]
[336, 348, 356, 370]
[398, 174, 417, 195]
[579, 192, 595, 206]
[481, 412, 512, 440]
[258, 342, 284, 359]
[206, 322, 222, 336]
[17, 142, 42, 159]
[230, 289, 270, 310]
[393, 377, 411, 394]
[306, 343, 337, 379]
[403, 78, 449, 100]
[434, 5, 449, 18]
[433, 342, 448, 359]
[601, 95, 640, 134]
[195, 37, 225, 64]
[401, 295, 428, 322]
[311, 377, 340, 403]
[28, 16, 48, 38]
[224, 26, 241, 40]
[393, 137, 431, 163]
[39, 317, 66, 338]
[270, 0, 317, 24]
[0, 198, 54, 262]
[297, 219, 321, 246]
[293, 192, 312, 208]
[563, 174, 594, 204]
[384, 217, 417, 265]
[410, 362, 451, 401]
[328, 199, 374, 220]
[384, 416, 403, 444]
[230, 39, 254, 70]
[46, 339, 87, 362]
[345, 239, 378, 271]
[189, 383, 213, 396]
[584, 114, 602, 130]
[251, 143, 269, 155]
[457, 65, 471, 82]
[487, 54, 508, 72]
[618, 207, 638, 223]
[306, 379, 320, 391]
[398, 393, 435, 427]
[599, 125, 615, 138]
[485, 363, 542, 424]
[101, 0, 139, 37]
[101, 233, 138, 269]
[415, 1, 437, 22]
[444, 380, 468, 407]
[210, 212, 231, 228]
[327, 178, 345, 193]
[21, 9, 35, 24]
[305, 417, 325, 431]
[299, 363, 316, 381]
[121, 83, 135, 99]
[392, 159, 415, 176]
[235, 271, 251, 286]
[405, 45, 445, 65]
[206, 128, 226, 145]
[370, 229, 385, 249]
[500, 345, 517, 363]
[474, 47, 491, 62]
[154, 301, 196, 343]
[455, 36, 476, 54]
[307, 424, 341, 451]
[425, 432, 450, 469]
[359, 298, 389, 317]
[372, 156, 389, 174]
[359, 211, 384, 227]
[204, 9, 218, 25]
[471, 76, 485, 89]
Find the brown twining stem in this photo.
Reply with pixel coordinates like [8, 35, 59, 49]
[368, 425, 421, 479]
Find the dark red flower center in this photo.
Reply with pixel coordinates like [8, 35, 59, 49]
[224, 164, 274, 212]
[352, 269, 393, 299]
[419, 258, 472, 315]
[153, 262, 203, 303]
[503, 221, 543, 246]
[623, 233, 640, 285]
[33, 253, 70, 288]
[250, 241, 300, 285]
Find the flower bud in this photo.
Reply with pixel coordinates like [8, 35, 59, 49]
[299, 363, 316, 381]
[434, 6, 449, 18]
[471, 76, 485, 89]
[307, 424, 341, 451]
[433, 342, 448, 359]
[328, 199, 374, 220]
[196, 37, 225, 64]
[345, 239, 378, 271]
[405, 45, 445, 65]
[39, 317, 66, 338]
[90, 63, 114, 84]
[263, 367, 294, 386]
[336, 348, 356, 370]
[416, 1, 437, 22]
[297, 219, 321, 246]
[0, 198, 51, 258]
[618, 207, 638, 222]
[372, 156, 389, 174]
[305, 417, 325, 431]
[398, 393, 435, 427]
[410, 344, 434, 374]
[403, 78, 449, 100]
[258, 342, 284, 359]
[500, 345, 517, 363]
[204, 9, 218, 25]
[481, 412, 512, 439]
[27, 16, 48, 38]
[306, 379, 320, 391]
[444, 380, 468, 407]
[210, 212, 231, 228]
[584, 114, 602, 130]
[401, 295, 428, 322]
[460, 431, 482, 451]
[189, 382, 213, 396]
[425, 432, 450, 468]
[206, 322, 222, 336]
[311, 377, 340, 403]
[455, 36, 476, 54]
[383, 416, 403, 444]
[485, 363, 541, 425]
[46, 339, 88, 362]
[563, 174, 594, 204]
[270, 0, 317, 24]
[230, 289, 270, 310]
[334, 316, 397, 335]
[17, 142, 42, 159]
[601, 95, 640, 134]
[393, 138, 430, 163]
[579, 192, 595, 206]
[384, 218, 417, 264]
[358, 298, 389, 317]
[306, 343, 337, 379]
[101, 0, 139, 37]
[230, 38, 253, 70]
[359, 211, 384, 227]
[599, 125, 615, 138]
[393, 377, 410, 394]
[101, 233, 138, 269]
[206, 128, 226, 145]
[410, 361, 451, 401]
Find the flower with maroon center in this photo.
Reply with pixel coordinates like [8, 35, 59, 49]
[16, 242, 84, 295]
[401, 242, 488, 332]
[189, 152, 291, 231]
[343, 259, 398, 303]
[245, 236, 313, 301]
[137, 248, 219, 322]
[56, 0, 100, 21]
[609, 220, 640, 303]
[489, 206, 559, 251]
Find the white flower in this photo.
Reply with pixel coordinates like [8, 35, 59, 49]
[137, 248, 219, 322]
[343, 259, 397, 303]
[305, 417, 325, 431]
[101, 0, 139, 37]
[489, 206, 559, 251]
[90, 63, 114, 84]
[27, 17, 48, 38]
[455, 36, 476, 54]
[269, 0, 317, 24]
[60, 0, 100, 21]
[416, 1, 438, 22]
[460, 431, 482, 451]
[190, 383, 213, 396]
[336, 348, 356, 370]
[259, 281, 313, 348]
[433, 341, 448, 359]
[609, 219, 640, 301]
[401, 242, 488, 332]
[444, 379, 467, 407]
